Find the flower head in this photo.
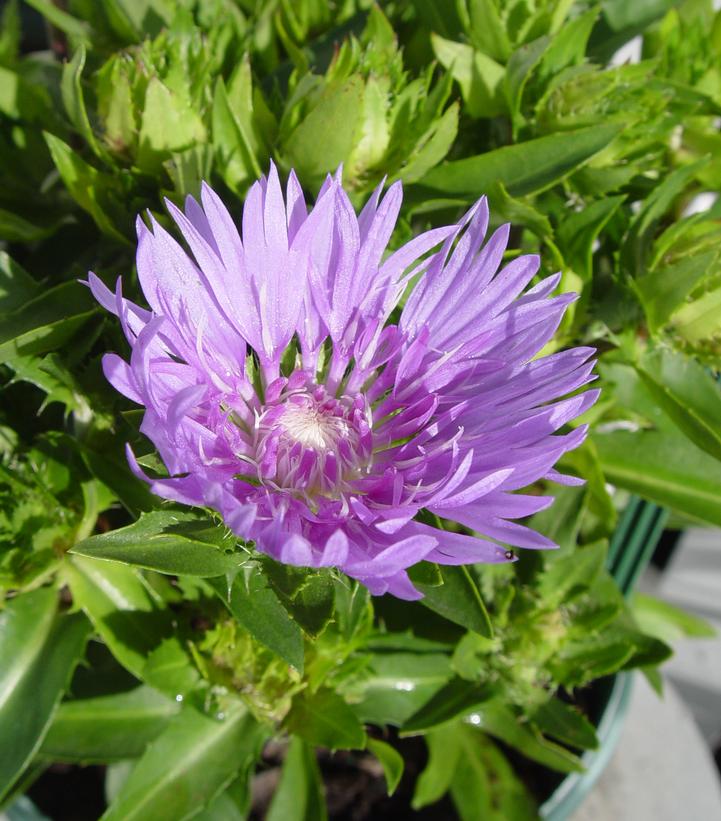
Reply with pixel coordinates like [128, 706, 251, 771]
[90, 165, 598, 599]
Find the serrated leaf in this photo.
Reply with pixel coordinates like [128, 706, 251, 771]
[532, 698, 598, 750]
[538, 539, 608, 607]
[634, 251, 717, 333]
[506, 36, 549, 132]
[557, 195, 625, 282]
[209, 569, 304, 672]
[282, 77, 364, 187]
[0, 588, 90, 801]
[136, 78, 206, 173]
[431, 34, 505, 118]
[621, 159, 709, 277]
[39, 686, 179, 764]
[672, 283, 721, 343]
[286, 688, 366, 750]
[101, 704, 266, 821]
[142, 637, 203, 701]
[72, 510, 242, 578]
[260, 559, 335, 638]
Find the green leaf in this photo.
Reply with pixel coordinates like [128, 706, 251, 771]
[402, 677, 492, 734]
[530, 485, 586, 552]
[209, 569, 304, 672]
[266, 737, 327, 821]
[43, 133, 129, 242]
[0, 209, 67, 243]
[593, 429, 721, 527]
[537, 8, 598, 80]
[557, 195, 625, 281]
[261, 559, 335, 638]
[75, 442, 156, 518]
[431, 34, 505, 118]
[621, 159, 708, 277]
[352, 651, 453, 726]
[558, 442, 616, 533]
[635, 347, 721, 462]
[449, 726, 537, 821]
[420, 124, 621, 198]
[101, 704, 266, 821]
[286, 688, 366, 750]
[0, 281, 95, 362]
[672, 284, 721, 343]
[142, 637, 203, 701]
[397, 102, 459, 184]
[538, 539, 608, 607]
[72, 511, 242, 578]
[61, 45, 103, 159]
[634, 251, 716, 333]
[505, 36, 549, 132]
[467, 701, 584, 773]
[212, 77, 261, 194]
[137, 78, 206, 173]
[366, 738, 403, 796]
[632, 593, 716, 642]
[465, 0, 510, 62]
[0, 253, 39, 315]
[282, 77, 364, 188]
[412, 724, 461, 809]
[0, 588, 90, 802]
[413, 564, 492, 638]
[22, 0, 91, 38]
[532, 698, 599, 750]
[64, 556, 171, 680]
[39, 686, 179, 764]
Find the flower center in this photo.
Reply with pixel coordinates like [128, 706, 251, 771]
[251, 382, 372, 499]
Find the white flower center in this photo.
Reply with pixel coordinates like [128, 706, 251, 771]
[280, 402, 350, 451]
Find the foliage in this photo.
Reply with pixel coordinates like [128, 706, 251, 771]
[1, 0, 719, 818]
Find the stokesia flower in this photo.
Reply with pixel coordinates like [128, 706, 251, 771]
[89, 164, 598, 600]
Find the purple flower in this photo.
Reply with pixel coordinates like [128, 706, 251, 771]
[89, 165, 598, 599]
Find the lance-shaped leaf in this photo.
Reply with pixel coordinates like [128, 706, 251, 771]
[635, 347, 721, 463]
[39, 686, 179, 764]
[72, 510, 242, 578]
[419, 124, 621, 199]
[209, 568, 304, 673]
[593, 429, 721, 527]
[266, 737, 327, 821]
[64, 556, 171, 680]
[102, 704, 266, 821]
[0, 588, 90, 801]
